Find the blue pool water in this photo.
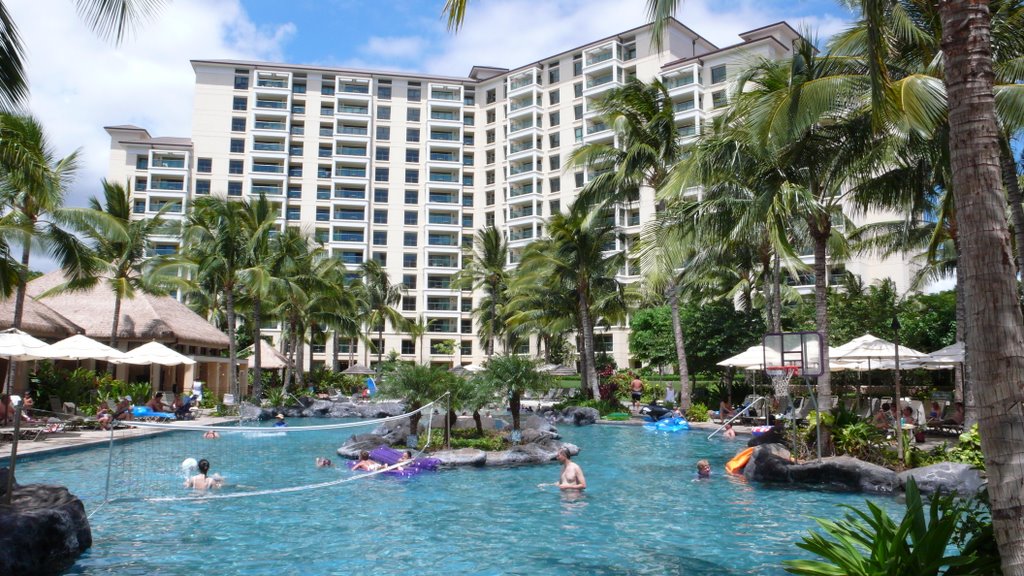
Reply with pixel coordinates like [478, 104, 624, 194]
[14, 421, 903, 575]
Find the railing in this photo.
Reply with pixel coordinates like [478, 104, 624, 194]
[339, 127, 368, 135]
[151, 180, 184, 191]
[288, 169, 302, 177]
[427, 301, 457, 310]
[251, 185, 282, 195]
[509, 163, 534, 175]
[509, 99, 534, 112]
[587, 123, 609, 135]
[339, 105, 368, 114]
[427, 281, 451, 289]
[509, 207, 534, 219]
[430, 91, 458, 101]
[254, 142, 285, 152]
[252, 164, 283, 173]
[151, 158, 185, 168]
[337, 168, 367, 178]
[586, 51, 613, 66]
[429, 174, 457, 183]
[317, 170, 331, 179]
[254, 121, 286, 130]
[428, 194, 457, 203]
[318, 150, 332, 157]
[292, 84, 306, 94]
[334, 188, 365, 199]
[428, 236, 458, 246]
[333, 232, 364, 242]
[665, 73, 695, 89]
[290, 126, 305, 135]
[290, 189, 304, 199]
[428, 215, 457, 225]
[320, 108, 334, 116]
[509, 77, 534, 90]
[257, 79, 287, 88]
[341, 84, 369, 94]
[339, 147, 366, 156]
[509, 141, 534, 153]
[673, 100, 696, 113]
[463, 136, 474, 145]
[679, 124, 696, 137]
[321, 87, 335, 96]
[256, 100, 287, 109]
[509, 184, 534, 197]
[292, 105, 305, 114]
[149, 202, 182, 212]
[334, 211, 364, 221]
[587, 74, 614, 88]
[315, 213, 330, 221]
[430, 153, 456, 162]
[509, 229, 534, 241]
[430, 112, 457, 120]
[430, 132, 457, 141]
[316, 190, 330, 200]
[285, 211, 301, 220]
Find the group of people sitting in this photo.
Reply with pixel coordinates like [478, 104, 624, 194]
[871, 401, 964, 430]
[350, 449, 413, 472]
[0, 393, 37, 426]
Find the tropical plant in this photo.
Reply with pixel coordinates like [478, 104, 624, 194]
[385, 362, 457, 439]
[832, 421, 889, 464]
[455, 226, 510, 355]
[949, 424, 986, 470]
[685, 402, 709, 423]
[360, 260, 407, 366]
[472, 354, 552, 431]
[782, 478, 1000, 575]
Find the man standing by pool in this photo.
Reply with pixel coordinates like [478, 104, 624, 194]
[630, 375, 644, 412]
[556, 448, 586, 491]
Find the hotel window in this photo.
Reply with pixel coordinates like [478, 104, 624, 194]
[374, 188, 388, 202]
[404, 232, 417, 246]
[486, 129, 495, 144]
[574, 104, 583, 120]
[461, 319, 473, 334]
[231, 117, 246, 132]
[710, 65, 727, 84]
[229, 159, 244, 175]
[486, 170, 495, 185]
[373, 209, 388, 224]
[485, 212, 495, 226]
[460, 341, 472, 355]
[232, 96, 247, 111]
[548, 66, 560, 84]
[135, 156, 148, 170]
[575, 172, 584, 187]
[377, 106, 391, 120]
[404, 210, 418, 224]
[549, 89, 560, 105]
[195, 179, 210, 195]
[486, 88, 496, 104]
[233, 74, 249, 89]
[406, 149, 420, 163]
[549, 111, 560, 127]
[407, 128, 420, 143]
[402, 296, 416, 311]
[573, 54, 582, 76]
[290, 144, 303, 156]
[486, 109, 496, 124]
[372, 252, 387, 265]
[486, 150, 495, 165]
[230, 138, 244, 153]
[376, 147, 390, 161]
[377, 85, 392, 100]
[228, 181, 242, 196]
[574, 127, 583, 142]
[549, 177, 561, 193]
[372, 231, 387, 245]
[374, 167, 389, 182]
[401, 340, 415, 355]
[376, 126, 390, 140]
[549, 133, 560, 148]
[404, 190, 418, 205]
[407, 87, 421, 102]
[461, 298, 472, 312]
[403, 274, 417, 289]
[573, 82, 582, 98]
[549, 199, 560, 214]
[405, 169, 419, 184]
[403, 252, 417, 267]
[407, 108, 421, 122]
[549, 154, 560, 170]
[462, 193, 473, 207]
[485, 191, 495, 206]
[712, 90, 728, 109]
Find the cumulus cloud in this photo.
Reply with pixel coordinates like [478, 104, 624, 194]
[7, 0, 295, 212]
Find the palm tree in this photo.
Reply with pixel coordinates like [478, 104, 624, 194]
[48, 181, 180, 350]
[182, 196, 247, 402]
[519, 210, 623, 399]
[0, 114, 94, 330]
[407, 315, 428, 364]
[234, 194, 281, 399]
[0, 0, 163, 111]
[455, 227, 509, 356]
[359, 260, 406, 366]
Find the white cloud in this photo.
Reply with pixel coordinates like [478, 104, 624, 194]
[7, 0, 295, 214]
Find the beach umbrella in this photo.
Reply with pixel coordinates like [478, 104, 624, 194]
[716, 345, 768, 370]
[38, 334, 127, 362]
[119, 341, 196, 366]
[0, 328, 50, 361]
[342, 364, 376, 375]
[831, 334, 926, 365]
[902, 341, 964, 370]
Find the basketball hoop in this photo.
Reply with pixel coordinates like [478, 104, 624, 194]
[765, 365, 800, 397]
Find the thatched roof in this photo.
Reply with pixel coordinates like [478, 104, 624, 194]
[26, 271, 230, 349]
[0, 293, 82, 339]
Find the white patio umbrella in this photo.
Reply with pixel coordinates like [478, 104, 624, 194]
[38, 334, 128, 362]
[902, 341, 964, 370]
[120, 341, 196, 366]
[831, 334, 926, 367]
[0, 328, 50, 361]
[716, 345, 766, 370]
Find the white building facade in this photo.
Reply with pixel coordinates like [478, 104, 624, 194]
[106, 19, 914, 372]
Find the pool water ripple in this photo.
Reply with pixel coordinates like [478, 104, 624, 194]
[14, 421, 902, 575]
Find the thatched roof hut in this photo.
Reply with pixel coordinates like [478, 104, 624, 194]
[26, 272, 229, 350]
[0, 293, 82, 339]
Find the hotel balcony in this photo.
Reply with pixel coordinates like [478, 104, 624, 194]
[583, 119, 614, 144]
[663, 65, 701, 97]
[254, 97, 290, 118]
[583, 68, 620, 98]
[507, 181, 541, 205]
[427, 149, 461, 167]
[427, 170, 461, 191]
[148, 151, 189, 176]
[507, 67, 541, 98]
[248, 180, 284, 197]
[335, 122, 370, 144]
[507, 160, 541, 184]
[427, 101, 462, 126]
[147, 177, 187, 194]
[507, 91, 542, 120]
[429, 84, 463, 104]
[333, 206, 366, 223]
[582, 41, 617, 74]
[251, 138, 287, 158]
[336, 99, 371, 120]
[426, 189, 460, 210]
[428, 128, 462, 148]
[426, 210, 462, 231]
[336, 79, 371, 100]
[507, 225, 536, 248]
[506, 137, 538, 162]
[251, 116, 288, 134]
[333, 184, 368, 203]
[507, 204, 537, 223]
[331, 224, 368, 246]
[254, 71, 291, 94]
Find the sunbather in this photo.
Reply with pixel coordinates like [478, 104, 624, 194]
[927, 401, 943, 425]
[351, 450, 380, 471]
[146, 393, 167, 413]
[872, 403, 895, 429]
[942, 402, 965, 426]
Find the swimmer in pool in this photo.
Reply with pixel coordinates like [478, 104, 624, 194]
[184, 459, 223, 490]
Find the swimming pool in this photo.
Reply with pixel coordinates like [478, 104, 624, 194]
[14, 421, 902, 575]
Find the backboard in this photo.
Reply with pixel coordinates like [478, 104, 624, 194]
[762, 332, 824, 377]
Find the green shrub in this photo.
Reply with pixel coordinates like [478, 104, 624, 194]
[419, 428, 507, 452]
[685, 402, 709, 422]
[949, 424, 985, 470]
[832, 421, 889, 464]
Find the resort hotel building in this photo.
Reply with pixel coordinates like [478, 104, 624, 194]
[105, 18, 913, 372]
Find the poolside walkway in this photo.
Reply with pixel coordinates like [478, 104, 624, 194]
[0, 413, 237, 462]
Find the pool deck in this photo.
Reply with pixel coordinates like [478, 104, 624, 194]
[0, 413, 237, 462]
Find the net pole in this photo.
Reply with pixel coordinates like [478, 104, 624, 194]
[102, 423, 116, 504]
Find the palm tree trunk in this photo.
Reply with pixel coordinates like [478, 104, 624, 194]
[4, 242, 31, 391]
[577, 283, 600, 400]
[772, 253, 782, 332]
[224, 287, 239, 402]
[940, 0, 1024, 569]
[106, 291, 124, 376]
[473, 408, 483, 435]
[332, 331, 340, 371]
[999, 136, 1024, 289]
[295, 322, 306, 389]
[510, 391, 521, 430]
[810, 223, 832, 411]
[667, 277, 690, 409]
[280, 319, 291, 394]
[348, 337, 356, 366]
[377, 325, 384, 366]
[251, 298, 263, 399]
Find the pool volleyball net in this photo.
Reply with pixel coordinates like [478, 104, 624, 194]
[97, 398, 444, 504]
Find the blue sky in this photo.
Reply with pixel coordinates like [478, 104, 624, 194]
[6, 0, 857, 236]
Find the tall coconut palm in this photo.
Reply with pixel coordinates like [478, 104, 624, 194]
[518, 210, 623, 399]
[234, 194, 281, 399]
[568, 78, 693, 405]
[182, 196, 247, 402]
[455, 226, 509, 356]
[359, 260, 406, 366]
[47, 180, 180, 350]
[0, 0, 163, 111]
